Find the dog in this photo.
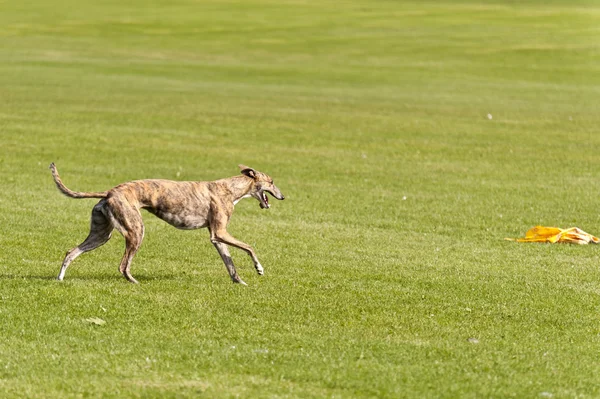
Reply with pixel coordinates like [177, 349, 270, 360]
[49, 163, 285, 285]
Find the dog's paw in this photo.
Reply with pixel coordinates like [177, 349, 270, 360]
[255, 263, 264, 275]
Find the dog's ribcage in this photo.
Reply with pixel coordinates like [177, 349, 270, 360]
[116, 180, 212, 230]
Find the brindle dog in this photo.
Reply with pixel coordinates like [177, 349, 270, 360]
[49, 163, 285, 285]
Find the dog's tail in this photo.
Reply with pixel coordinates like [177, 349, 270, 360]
[49, 163, 109, 199]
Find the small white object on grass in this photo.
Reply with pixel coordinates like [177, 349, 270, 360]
[85, 317, 106, 326]
[487, 113, 493, 120]
[402, 196, 407, 201]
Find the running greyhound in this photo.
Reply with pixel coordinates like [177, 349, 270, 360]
[49, 163, 285, 285]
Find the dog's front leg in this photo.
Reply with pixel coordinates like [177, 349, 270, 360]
[212, 230, 264, 276]
[211, 241, 247, 285]
[210, 210, 264, 277]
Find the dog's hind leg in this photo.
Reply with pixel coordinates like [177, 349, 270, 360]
[211, 240, 247, 285]
[58, 201, 114, 281]
[107, 199, 144, 284]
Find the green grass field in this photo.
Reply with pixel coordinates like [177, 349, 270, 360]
[1, 0, 600, 397]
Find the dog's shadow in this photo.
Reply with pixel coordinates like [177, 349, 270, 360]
[0, 273, 180, 283]
[0, 274, 57, 281]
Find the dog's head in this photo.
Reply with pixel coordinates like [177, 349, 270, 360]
[239, 164, 285, 209]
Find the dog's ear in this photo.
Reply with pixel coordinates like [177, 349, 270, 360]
[238, 164, 256, 179]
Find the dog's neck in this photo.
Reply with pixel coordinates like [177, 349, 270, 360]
[218, 175, 255, 204]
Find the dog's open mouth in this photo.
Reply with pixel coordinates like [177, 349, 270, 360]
[260, 191, 270, 209]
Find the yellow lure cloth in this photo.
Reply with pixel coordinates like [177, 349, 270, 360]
[506, 226, 600, 245]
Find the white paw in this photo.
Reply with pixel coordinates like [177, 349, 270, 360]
[255, 263, 264, 275]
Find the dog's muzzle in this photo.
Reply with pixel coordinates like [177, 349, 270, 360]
[260, 189, 284, 209]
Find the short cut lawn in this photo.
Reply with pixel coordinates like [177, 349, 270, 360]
[1, 0, 600, 397]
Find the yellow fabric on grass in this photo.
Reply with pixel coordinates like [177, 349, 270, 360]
[507, 226, 600, 245]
